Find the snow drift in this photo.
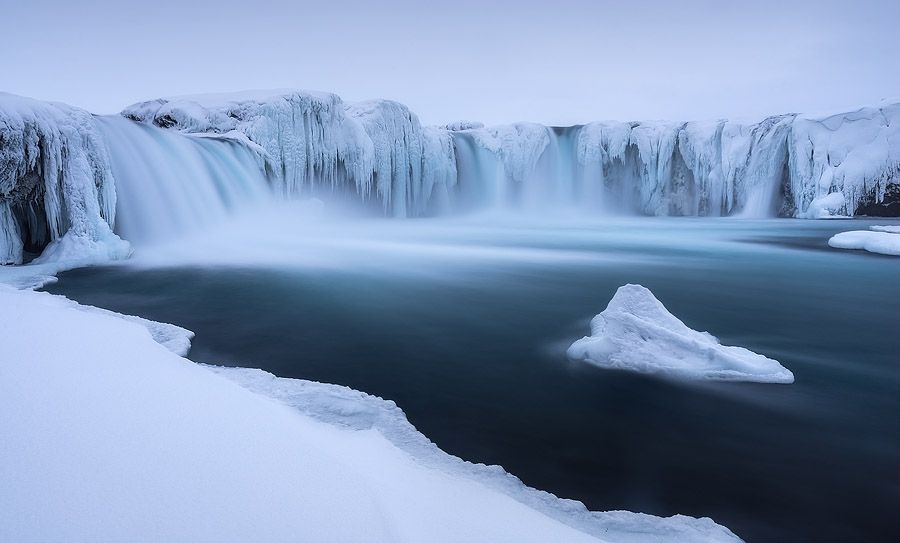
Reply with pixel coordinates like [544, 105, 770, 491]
[0, 285, 742, 543]
[567, 284, 794, 383]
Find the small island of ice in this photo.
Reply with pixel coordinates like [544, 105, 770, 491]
[828, 225, 900, 256]
[567, 284, 794, 383]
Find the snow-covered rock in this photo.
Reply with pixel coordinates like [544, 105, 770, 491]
[790, 101, 900, 217]
[0, 93, 129, 265]
[828, 226, 900, 256]
[567, 284, 794, 383]
[798, 192, 849, 219]
[0, 284, 743, 543]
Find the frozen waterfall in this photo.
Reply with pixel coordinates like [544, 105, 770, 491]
[98, 116, 270, 245]
[2, 90, 898, 265]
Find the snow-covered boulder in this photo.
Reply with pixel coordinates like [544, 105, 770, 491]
[828, 225, 900, 256]
[798, 192, 849, 219]
[567, 284, 794, 383]
[0, 93, 128, 265]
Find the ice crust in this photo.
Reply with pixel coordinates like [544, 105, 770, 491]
[0, 284, 743, 543]
[568, 284, 794, 383]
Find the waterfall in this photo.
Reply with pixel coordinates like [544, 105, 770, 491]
[98, 116, 271, 245]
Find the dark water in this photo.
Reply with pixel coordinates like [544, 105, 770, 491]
[44, 218, 900, 542]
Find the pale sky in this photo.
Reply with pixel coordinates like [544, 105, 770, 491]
[1, 0, 897, 126]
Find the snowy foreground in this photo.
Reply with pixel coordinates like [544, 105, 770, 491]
[568, 285, 794, 383]
[0, 285, 741, 543]
[828, 225, 900, 256]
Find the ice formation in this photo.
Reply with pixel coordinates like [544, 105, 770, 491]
[0, 93, 129, 265]
[122, 90, 458, 218]
[122, 91, 899, 220]
[828, 225, 900, 256]
[567, 284, 794, 383]
[456, 101, 898, 218]
[2, 89, 899, 265]
[0, 284, 743, 543]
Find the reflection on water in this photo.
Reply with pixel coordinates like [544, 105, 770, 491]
[45, 214, 900, 543]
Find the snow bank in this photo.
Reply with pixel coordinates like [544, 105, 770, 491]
[568, 284, 794, 383]
[0, 285, 742, 543]
[828, 227, 900, 256]
[122, 90, 457, 217]
[0, 93, 129, 265]
[210, 365, 742, 543]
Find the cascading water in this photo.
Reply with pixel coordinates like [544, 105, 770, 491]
[451, 126, 633, 216]
[98, 116, 271, 245]
[451, 131, 508, 212]
[450, 122, 791, 219]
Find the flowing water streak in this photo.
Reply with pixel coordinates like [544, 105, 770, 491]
[98, 116, 272, 245]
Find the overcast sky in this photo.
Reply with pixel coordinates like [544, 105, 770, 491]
[1, 0, 897, 126]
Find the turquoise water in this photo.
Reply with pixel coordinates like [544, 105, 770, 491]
[45, 217, 900, 542]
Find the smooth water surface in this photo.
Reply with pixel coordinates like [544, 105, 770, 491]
[44, 216, 900, 542]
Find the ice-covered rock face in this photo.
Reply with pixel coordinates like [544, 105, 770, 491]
[567, 284, 794, 383]
[458, 102, 898, 218]
[122, 90, 457, 218]
[118, 91, 900, 220]
[0, 93, 129, 265]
